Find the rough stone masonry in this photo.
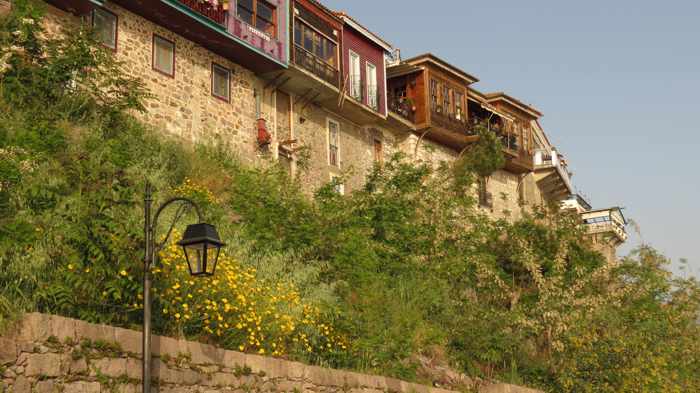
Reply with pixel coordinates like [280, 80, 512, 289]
[0, 313, 542, 393]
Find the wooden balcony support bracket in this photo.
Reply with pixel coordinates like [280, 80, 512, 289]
[294, 89, 314, 110]
[413, 128, 432, 158]
[264, 73, 286, 90]
[300, 92, 321, 112]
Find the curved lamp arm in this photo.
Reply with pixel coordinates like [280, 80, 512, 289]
[151, 197, 204, 251]
[144, 182, 204, 271]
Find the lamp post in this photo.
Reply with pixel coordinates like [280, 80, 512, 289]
[142, 182, 224, 393]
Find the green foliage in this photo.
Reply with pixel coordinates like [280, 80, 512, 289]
[0, 3, 698, 393]
[453, 122, 506, 188]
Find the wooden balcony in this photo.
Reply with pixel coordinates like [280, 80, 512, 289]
[431, 108, 471, 135]
[503, 147, 533, 174]
[177, 0, 227, 25]
[293, 44, 339, 87]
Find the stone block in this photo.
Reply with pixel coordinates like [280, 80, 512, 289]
[126, 357, 141, 380]
[341, 371, 362, 389]
[221, 350, 246, 369]
[25, 353, 62, 377]
[262, 356, 288, 379]
[478, 384, 542, 393]
[406, 382, 430, 393]
[285, 360, 308, 380]
[18, 313, 50, 342]
[11, 375, 31, 393]
[116, 384, 138, 393]
[307, 365, 338, 387]
[151, 334, 180, 359]
[211, 372, 238, 387]
[181, 369, 201, 385]
[152, 358, 181, 384]
[63, 381, 101, 393]
[91, 357, 127, 378]
[48, 314, 77, 343]
[3, 367, 16, 379]
[74, 320, 116, 344]
[385, 377, 407, 393]
[0, 338, 17, 365]
[243, 353, 266, 374]
[187, 341, 225, 365]
[68, 357, 89, 375]
[34, 380, 56, 393]
[114, 327, 142, 355]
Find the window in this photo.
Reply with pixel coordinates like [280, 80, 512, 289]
[349, 51, 361, 100]
[328, 119, 340, 167]
[293, 20, 337, 66]
[478, 178, 493, 209]
[455, 92, 464, 121]
[443, 85, 451, 116]
[238, 0, 276, 38]
[366, 62, 378, 110]
[92, 8, 117, 50]
[211, 63, 230, 102]
[373, 139, 383, 165]
[152, 35, 175, 77]
[331, 175, 344, 195]
[430, 79, 439, 112]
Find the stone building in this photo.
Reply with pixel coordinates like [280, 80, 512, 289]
[32, 0, 626, 258]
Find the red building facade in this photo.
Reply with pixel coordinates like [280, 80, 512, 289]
[336, 13, 390, 117]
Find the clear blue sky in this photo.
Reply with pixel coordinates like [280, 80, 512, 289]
[323, 0, 700, 277]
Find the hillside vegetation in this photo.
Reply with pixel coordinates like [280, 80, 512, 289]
[1, 2, 699, 392]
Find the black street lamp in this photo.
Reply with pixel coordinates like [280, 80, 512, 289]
[142, 182, 224, 393]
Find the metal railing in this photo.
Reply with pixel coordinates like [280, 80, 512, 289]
[348, 77, 364, 103]
[367, 85, 380, 111]
[293, 44, 339, 86]
[178, 0, 228, 25]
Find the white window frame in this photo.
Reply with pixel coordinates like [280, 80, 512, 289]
[348, 50, 361, 100]
[327, 118, 340, 167]
[366, 61, 378, 110]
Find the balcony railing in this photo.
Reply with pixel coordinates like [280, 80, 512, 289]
[389, 95, 415, 123]
[293, 44, 339, 87]
[431, 107, 470, 135]
[367, 84, 380, 112]
[178, 0, 228, 25]
[348, 77, 364, 103]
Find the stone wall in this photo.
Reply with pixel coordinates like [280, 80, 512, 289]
[0, 313, 542, 393]
[291, 103, 398, 194]
[43, 3, 269, 166]
[39, 1, 542, 216]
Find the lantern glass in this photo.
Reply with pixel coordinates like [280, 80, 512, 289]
[178, 223, 225, 277]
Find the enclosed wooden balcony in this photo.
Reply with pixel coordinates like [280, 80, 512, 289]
[387, 55, 480, 149]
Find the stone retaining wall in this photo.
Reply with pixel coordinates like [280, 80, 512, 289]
[0, 314, 542, 393]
